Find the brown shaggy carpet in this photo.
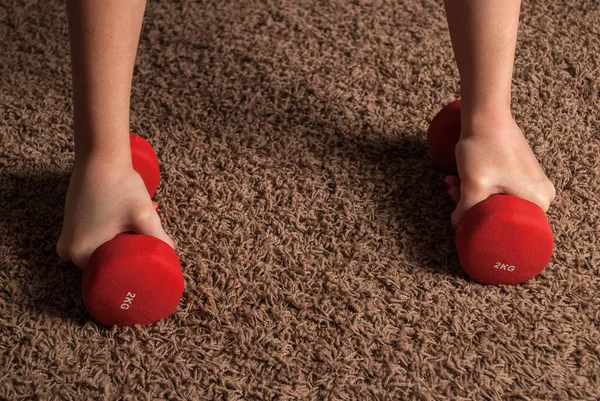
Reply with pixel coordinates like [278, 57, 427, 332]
[1, 0, 599, 399]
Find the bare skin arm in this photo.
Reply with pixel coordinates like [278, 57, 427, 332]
[57, 0, 174, 269]
[67, 0, 144, 161]
[443, 0, 555, 227]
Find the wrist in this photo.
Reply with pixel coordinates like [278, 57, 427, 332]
[459, 100, 514, 137]
[74, 143, 132, 171]
[73, 127, 132, 168]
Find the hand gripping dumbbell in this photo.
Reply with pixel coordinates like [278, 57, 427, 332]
[81, 133, 184, 326]
[427, 100, 554, 285]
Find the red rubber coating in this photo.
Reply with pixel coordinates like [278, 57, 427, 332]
[82, 133, 184, 326]
[455, 195, 554, 285]
[427, 99, 461, 172]
[83, 233, 184, 326]
[428, 100, 554, 285]
[130, 133, 160, 197]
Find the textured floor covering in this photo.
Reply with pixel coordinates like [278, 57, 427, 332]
[1, 0, 599, 399]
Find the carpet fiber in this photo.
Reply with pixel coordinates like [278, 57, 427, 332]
[1, 0, 599, 399]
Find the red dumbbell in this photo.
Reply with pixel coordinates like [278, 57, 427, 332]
[81, 133, 184, 326]
[428, 100, 554, 285]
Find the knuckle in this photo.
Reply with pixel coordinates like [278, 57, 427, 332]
[57, 238, 90, 269]
[56, 239, 69, 261]
[462, 175, 492, 193]
[132, 205, 157, 225]
[533, 193, 551, 212]
[533, 180, 556, 211]
[548, 183, 557, 202]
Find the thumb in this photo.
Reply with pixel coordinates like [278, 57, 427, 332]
[130, 206, 176, 250]
[450, 183, 491, 229]
[444, 175, 461, 205]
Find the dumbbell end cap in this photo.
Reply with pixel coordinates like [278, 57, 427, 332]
[130, 133, 160, 197]
[427, 99, 461, 173]
[455, 195, 554, 285]
[83, 234, 184, 327]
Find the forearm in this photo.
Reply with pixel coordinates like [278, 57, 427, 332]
[66, 0, 146, 163]
[443, 0, 520, 127]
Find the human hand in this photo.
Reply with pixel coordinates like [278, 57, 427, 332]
[445, 115, 555, 229]
[57, 155, 175, 270]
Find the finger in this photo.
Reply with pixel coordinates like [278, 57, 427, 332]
[131, 207, 176, 250]
[498, 184, 552, 213]
[451, 184, 492, 229]
[447, 185, 461, 206]
[71, 248, 95, 271]
[56, 234, 90, 269]
[56, 235, 72, 263]
[444, 175, 460, 189]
